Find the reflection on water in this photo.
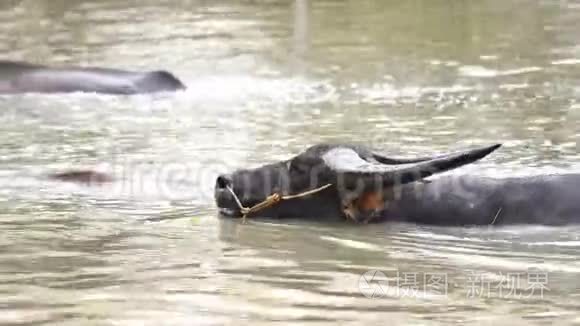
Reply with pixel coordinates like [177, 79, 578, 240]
[1, 0, 580, 324]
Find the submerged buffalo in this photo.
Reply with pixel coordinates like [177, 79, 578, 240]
[47, 170, 114, 184]
[0, 60, 185, 95]
[215, 143, 580, 226]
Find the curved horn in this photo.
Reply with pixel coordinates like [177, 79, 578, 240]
[323, 143, 501, 187]
[371, 145, 498, 165]
[372, 153, 437, 165]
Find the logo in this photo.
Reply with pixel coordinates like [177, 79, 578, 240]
[358, 270, 388, 298]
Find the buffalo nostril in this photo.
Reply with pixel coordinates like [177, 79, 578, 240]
[216, 175, 232, 189]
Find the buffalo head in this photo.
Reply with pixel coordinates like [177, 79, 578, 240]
[214, 143, 501, 222]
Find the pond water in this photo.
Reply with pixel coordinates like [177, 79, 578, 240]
[1, 0, 580, 325]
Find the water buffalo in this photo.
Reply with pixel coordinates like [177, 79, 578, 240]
[214, 143, 580, 226]
[0, 60, 185, 94]
[47, 170, 114, 184]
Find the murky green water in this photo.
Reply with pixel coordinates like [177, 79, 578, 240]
[1, 0, 580, 325]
